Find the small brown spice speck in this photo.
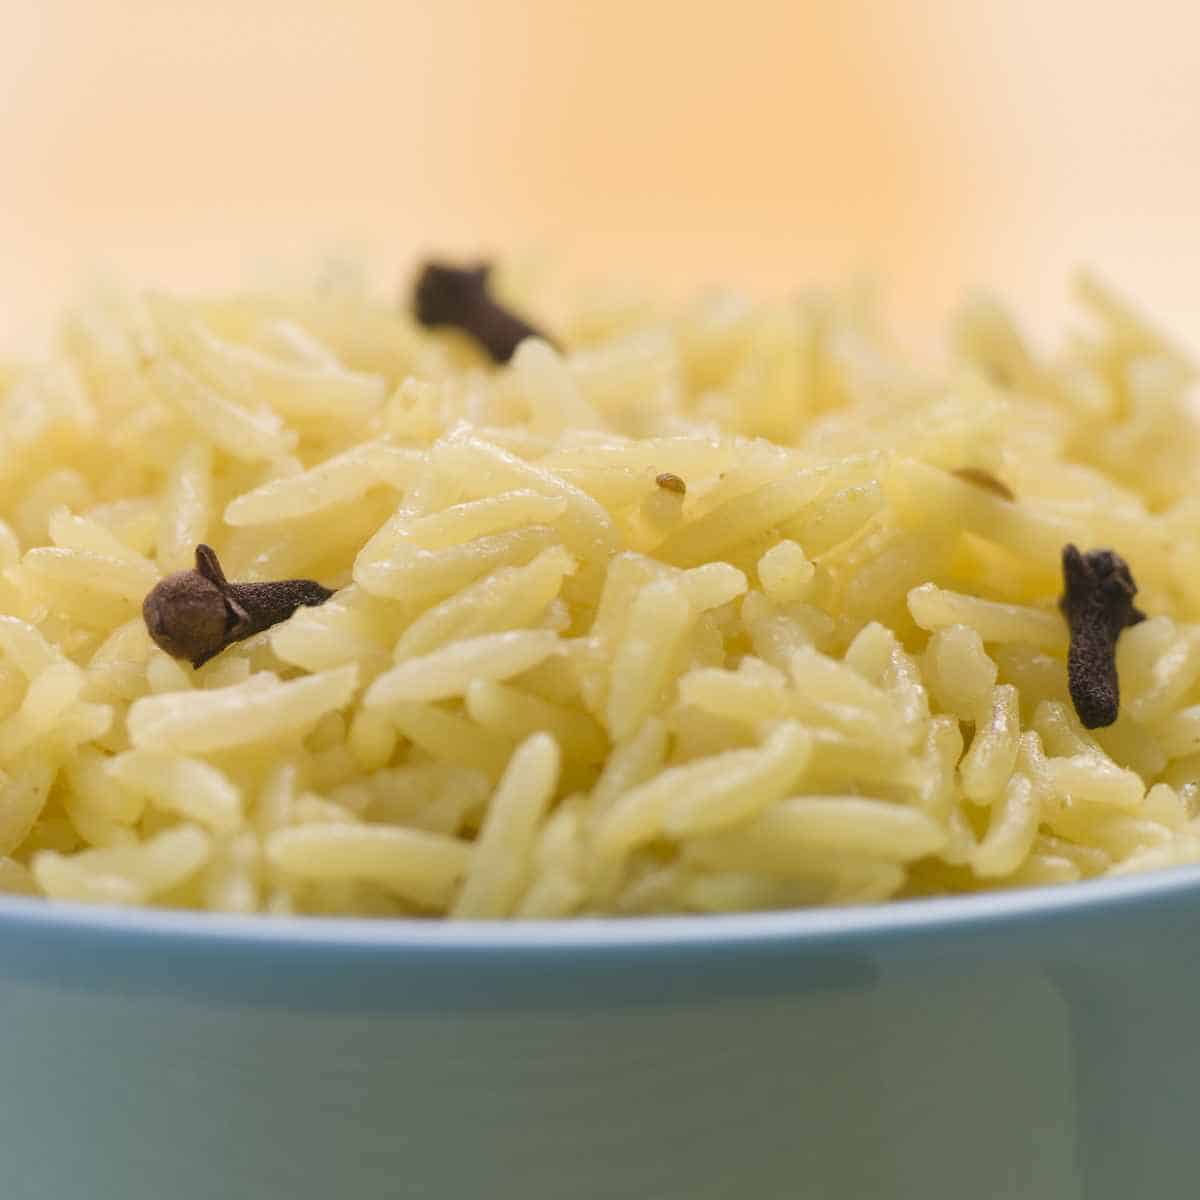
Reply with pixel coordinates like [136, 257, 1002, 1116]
[143, 545, 335, 668]
[656, 472, 687, 496]
[951, 467, 1015, 502]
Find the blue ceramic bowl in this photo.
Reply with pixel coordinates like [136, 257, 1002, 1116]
[3, 869, 1199, 1200]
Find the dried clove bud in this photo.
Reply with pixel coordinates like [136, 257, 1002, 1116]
[1058, 545, 1146, 728]
[412, 260, 556, 364]
[951, 466, 1015, 502]
[143, 544, 334, 668]
[655, 472, 687, 495]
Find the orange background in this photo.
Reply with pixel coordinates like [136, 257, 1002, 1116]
[3, 1, 1200, 354]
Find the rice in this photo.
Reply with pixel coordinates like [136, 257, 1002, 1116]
[1, 264, 1200, 917]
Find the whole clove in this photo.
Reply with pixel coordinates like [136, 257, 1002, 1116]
[655, 472, 687, 496]
[951, 466, 1015, 502]
[143, 544, 334, 668]
[412, 260, 556, 364]
[1058, 544, 1146, 729]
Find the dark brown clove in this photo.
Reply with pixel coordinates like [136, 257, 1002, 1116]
[1058, 544, 1146, 729]
[655, 472, 687, 496]
[412, 260, 556, 364]
[951, 466, 1015, 502]
[143, 544, 334, 668]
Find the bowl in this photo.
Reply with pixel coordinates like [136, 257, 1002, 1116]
[4, 870, 1200, 1200]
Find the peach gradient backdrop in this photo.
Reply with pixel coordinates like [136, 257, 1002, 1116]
[3, 1, 1200, 354]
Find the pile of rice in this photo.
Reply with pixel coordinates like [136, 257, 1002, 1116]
[1, 264, 1199, 918]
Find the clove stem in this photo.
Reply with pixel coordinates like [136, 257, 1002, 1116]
[1058, 544, 1145, 729]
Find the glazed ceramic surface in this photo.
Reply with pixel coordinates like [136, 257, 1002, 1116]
[3, 869, 1199, 1199]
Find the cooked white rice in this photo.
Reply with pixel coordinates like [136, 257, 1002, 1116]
[1, 265, 1199, 917]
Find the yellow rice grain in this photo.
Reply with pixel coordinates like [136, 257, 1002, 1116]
[3, 266, 1199, 917]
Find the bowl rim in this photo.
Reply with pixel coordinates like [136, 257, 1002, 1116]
[3, 862, 1200, 954]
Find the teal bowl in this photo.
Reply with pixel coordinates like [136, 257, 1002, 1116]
[3, 869, 1200, 1200]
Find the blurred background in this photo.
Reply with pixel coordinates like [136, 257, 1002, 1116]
[3, 0, 1199, 356]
